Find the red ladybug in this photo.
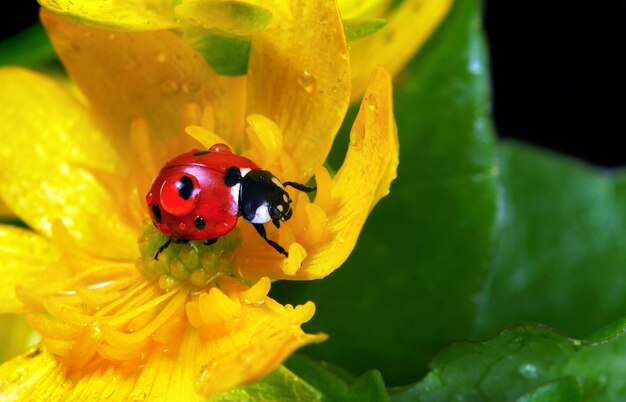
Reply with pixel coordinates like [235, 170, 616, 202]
[146, 143, 315, 260]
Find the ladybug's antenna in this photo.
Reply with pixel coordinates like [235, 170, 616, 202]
[283, 182, 316, 193]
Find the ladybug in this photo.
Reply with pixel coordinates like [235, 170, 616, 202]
[146, 143, 315, 260]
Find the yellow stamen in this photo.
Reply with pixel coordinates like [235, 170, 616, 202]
[283, 243, 307, 276]
[239, 277, 271, 305]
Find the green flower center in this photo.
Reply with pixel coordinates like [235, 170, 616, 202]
[136, 222, 242, 290]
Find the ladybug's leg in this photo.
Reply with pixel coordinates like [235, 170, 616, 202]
[203, 238, 217, 246]
[174, 238, 190, 244]
[154, 238, 173, 260]
[253, 224, 288, 257]
[284, 181, 316, 193]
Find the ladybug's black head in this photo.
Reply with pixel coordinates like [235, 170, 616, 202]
[240, 170, 293, 227]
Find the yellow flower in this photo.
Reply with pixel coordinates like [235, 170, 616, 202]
[0, 1, 398, 400]
[34, 0, 452, 100]
[343, 0, 453, 101]
[37, 0, 274, 35]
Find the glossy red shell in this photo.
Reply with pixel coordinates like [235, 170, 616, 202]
[146, 145, 259, 240]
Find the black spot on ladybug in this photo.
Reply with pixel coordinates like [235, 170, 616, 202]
[193, 150, 211, 156]
[224, 166, 242, 187]
[194, 215, 206, 230]
[177, 176, 194, 200]
[151, 203, 162, 224]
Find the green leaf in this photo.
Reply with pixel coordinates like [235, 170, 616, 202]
[207, 356, 388, 401]
[343, 18, 387, 42]
[389, 325, 626, 401]
[187, 33, 251, 76]
[0, 23, 57, 68]
[271, 0, 497, 386]
[517, 377, 582, 402]
[0, 315, 40, 364]
[475, 142, 626, 339]
[207, 365, 321, 402]
[285, 355, 389, 402]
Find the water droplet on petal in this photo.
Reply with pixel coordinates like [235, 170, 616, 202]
[297, 71, 316, 94]
[154, 52, 167, 63]
[367, 93, 378, 112]
[209, 143, 232, 153]
[9, 372, 21, 383]
[130, 391, 147, 401]
[182, 80, 200, 94]
[161, 79, 180, 94]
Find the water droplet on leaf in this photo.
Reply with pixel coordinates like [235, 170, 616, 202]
[518, 362, 540, 378]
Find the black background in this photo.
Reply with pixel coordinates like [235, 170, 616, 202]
[2, 1, 625, 167]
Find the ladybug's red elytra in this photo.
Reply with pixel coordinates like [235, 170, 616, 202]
[146, 143, 315, 260]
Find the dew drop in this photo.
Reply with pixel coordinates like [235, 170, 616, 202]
[154, 52, 167, 63]
[209, 143, 232, 153]
[182, 80, 201, 94]
[158, 274, 179, 291]
[161, 79, 180, 94]
[367, 93, 378, 112]
[297, 71, 317, 94]
[349, 130, 364, 149]
[130, 391, 147, 401]
[9, 372, 21, 383]
[108, 33, 116, 40]
[518, 362, 539, 378]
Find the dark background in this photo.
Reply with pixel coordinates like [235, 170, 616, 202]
[2, 1, 625, 167]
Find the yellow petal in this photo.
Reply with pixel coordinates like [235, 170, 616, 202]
[187, 280, 326, 395]
[338, 0, 388, 19]
[0, 68, 137, 259]
[41, 10, 234, 153]
[38, 0, 179, 31]
[0, 293, 323, 398]
[300, 67, 398, 279]
[0, 199, 13, 219]
[174, 0, 272, 36]
[349, 0, 452, 101]
[0, 225, 67, 314]
[185, 126, 232, 150]
[247, 0, 350, 180]
[245, 114, 284, 167]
